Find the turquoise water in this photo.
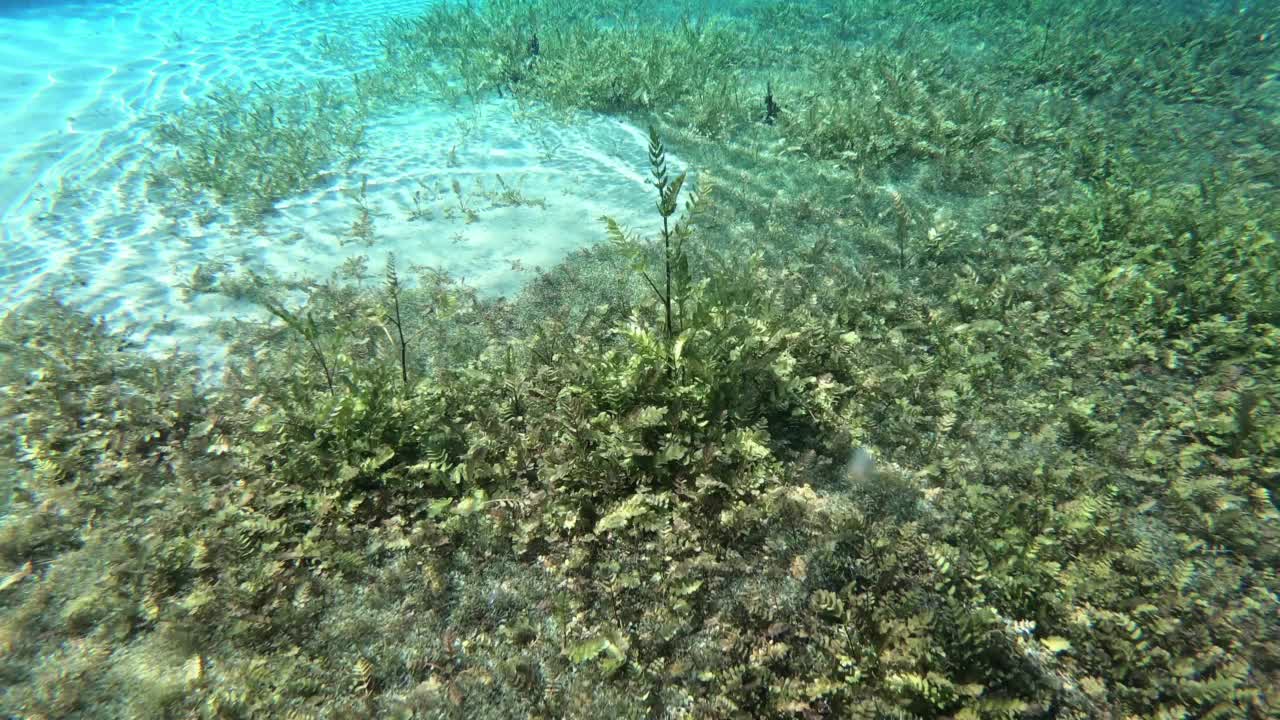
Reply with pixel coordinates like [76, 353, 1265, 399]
[0, 0, 666, 374]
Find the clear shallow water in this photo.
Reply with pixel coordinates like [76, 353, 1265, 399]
[0, 1, 1276, 717]
[0, 0, 669, 375]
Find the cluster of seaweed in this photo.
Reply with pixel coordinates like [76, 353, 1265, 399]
[149, 81, 366, 225]
[4, 0, 1278, 718]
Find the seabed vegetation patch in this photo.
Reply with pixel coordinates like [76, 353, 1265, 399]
[2, 0, 1279, 718]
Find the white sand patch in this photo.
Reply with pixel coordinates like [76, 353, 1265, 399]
[0, 0, 682, 378]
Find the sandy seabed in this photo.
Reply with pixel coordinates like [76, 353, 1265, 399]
[0, 0, 666, 375]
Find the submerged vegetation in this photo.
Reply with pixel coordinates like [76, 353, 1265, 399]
[150, 81, 366, 224]
[4, 0, 1279, 718]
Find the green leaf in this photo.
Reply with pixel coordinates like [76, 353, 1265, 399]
[674, 250, 690, 289]
[969, 319, 1004, 333]
[676, 579, 703, 596]
[1040, 636, 1072, 654]
[660, 171, 687, 218]
[0, 562, 32, 593]
[730, 429, 771, 462]
[569, 631, 628, 673]
[595, 494, 650, 533]
[454, 489, 487, 516]
[190, 419, 215, 438]
[657, 441, 687, 464]
[362, 445, 396, 472]
[626, 405, 668, 430]
[179, 584, 216, 614]
[427, 498, 452, 518]
[601, 215, 630, 246]
[671, 334, 688, 364]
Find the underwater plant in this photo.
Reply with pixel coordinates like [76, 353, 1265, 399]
[1, 0, 1278, 717]
[151, 80, 365, 224]
[604, 126, 698, 349]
